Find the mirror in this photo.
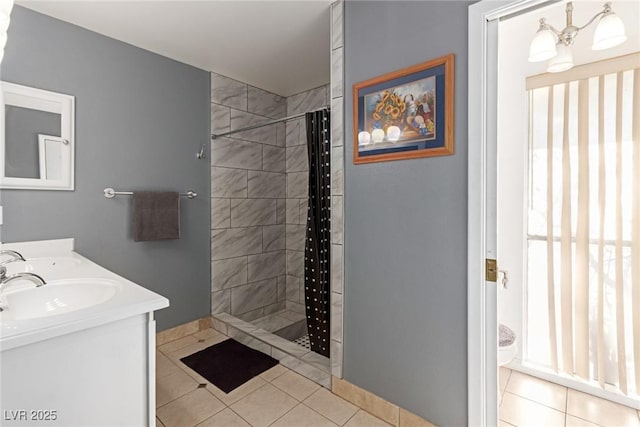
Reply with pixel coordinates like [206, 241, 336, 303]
[1, 81, 75, 190]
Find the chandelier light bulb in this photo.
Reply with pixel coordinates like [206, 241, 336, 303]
[547, 42, 574, 73]
[592, 11, 627, 50]
[528, 26, 558, 62]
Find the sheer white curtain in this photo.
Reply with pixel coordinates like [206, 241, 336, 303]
[526, 53, 639, 396]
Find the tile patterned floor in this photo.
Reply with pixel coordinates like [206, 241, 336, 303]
[499, 367, 640, 427]
[156, 327, 390, 427]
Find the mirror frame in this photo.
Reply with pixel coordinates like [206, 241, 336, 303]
[1, 81, 75, 190]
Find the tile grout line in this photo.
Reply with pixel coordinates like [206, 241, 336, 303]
[341, 410, 360, 427]
[501, 391, 566, 414]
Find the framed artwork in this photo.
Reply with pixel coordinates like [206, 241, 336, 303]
[353, 54, 454, 164]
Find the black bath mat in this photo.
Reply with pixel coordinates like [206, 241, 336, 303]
[180, 338, 278, 393]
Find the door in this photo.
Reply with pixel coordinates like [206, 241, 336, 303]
[468, 1, 556, 425]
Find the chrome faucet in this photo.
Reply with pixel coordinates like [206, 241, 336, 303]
[0, 265, 46, 290]
[0, 250, 26, 266]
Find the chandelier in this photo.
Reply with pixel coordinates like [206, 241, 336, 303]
[528, 1, 627, 73]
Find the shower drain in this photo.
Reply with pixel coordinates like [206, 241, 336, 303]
[293, 334, 311, 350]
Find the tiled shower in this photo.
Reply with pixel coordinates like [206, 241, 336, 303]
[208, 0, 345, 387]
[209, 71, 330, 342]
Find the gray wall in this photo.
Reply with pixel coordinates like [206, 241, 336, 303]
[1, 6, 211, 331]
[343, 2, 470, 425]
[5, 106, 61, 178]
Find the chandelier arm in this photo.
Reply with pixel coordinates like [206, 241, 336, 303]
[544, 23, 563, 36]
[576, 10, 607, 31]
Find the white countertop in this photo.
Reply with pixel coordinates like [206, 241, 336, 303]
[0, 239, 169, 351]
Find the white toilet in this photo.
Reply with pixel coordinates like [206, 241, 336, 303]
[498, 323, 517, 366]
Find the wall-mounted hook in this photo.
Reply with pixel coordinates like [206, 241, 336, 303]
[196, 144, 206, 160]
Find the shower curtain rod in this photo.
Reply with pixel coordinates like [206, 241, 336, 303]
[211, 105, 330, 139]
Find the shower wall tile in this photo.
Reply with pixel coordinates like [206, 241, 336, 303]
[286, 199, 300, 225]
[247, 250, 285, 283]
[275, 122, 286, 147]
[230, 109, 277, 146]
[286, 171, 308, 199]
[211, 227, 262, 260]
[277, 276, 286, 301]
[286, 225, 306, 251]
[301, 352, 331, 373]
[263, 145, 285, 173]
[211, 167, 247, 198]
[237, 307, 266, 322]
[286, 145, 308, 173]
[211, 73, 247, 110]
[287, 86, 327, 116]
[231, 278, 278, 315]
[235, 123, 278, 147]
[286, 301, 305, 314]
[286, 275, 301, 302]
[264, 300, 286, 316]
[230, 198, 277, 227]
[330, 0, 345, 379]
[263, 225, 285, 252]
[331, 339, 343, 377]
[211, 198, 231, 229]
[331, 146, 343, 195]
[331, 244, 343, 294]
[331, 292, 343, 342]
[210, 73, 287, 318]
[286, 250, 304, 278]
[276, 199, 286, 224]
[286, 119, 302, 147]
[248, 171, 286, 199]
[299, 199, 308, 225]
[211, 317, 228, 335]
[248, 85, 286, 119]
[211, 289, 231, 314]
[331, 48, 343, 99]
[211, 137, 262, 170]
[299, 280, 305, 307]
[331, 97, 343, 147]
[331, 196, 343, 245]
[331, 1, 343, 50]
[211, 256, 247, 291]
[211, 103, 231, 133]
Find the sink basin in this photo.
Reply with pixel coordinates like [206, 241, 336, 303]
[1, 279, 120, 321]
[4, 257, 82, 276]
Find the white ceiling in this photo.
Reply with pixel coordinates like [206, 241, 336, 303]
[16, 0, 332, 97]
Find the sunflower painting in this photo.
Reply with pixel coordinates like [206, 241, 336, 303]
[353, 54, 454, 164]
[363, 76, 436, 142]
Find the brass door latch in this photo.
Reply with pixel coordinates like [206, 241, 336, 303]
[486, 259, 498, 282]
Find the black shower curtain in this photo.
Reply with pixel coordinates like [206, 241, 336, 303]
[304, 109, 331, 357]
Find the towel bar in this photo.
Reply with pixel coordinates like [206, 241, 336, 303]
[103, 188, 198, 199]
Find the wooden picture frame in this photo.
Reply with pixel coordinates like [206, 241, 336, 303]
[353, 54, 454, 164]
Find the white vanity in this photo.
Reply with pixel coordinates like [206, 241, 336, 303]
[0, 239, 169, 426]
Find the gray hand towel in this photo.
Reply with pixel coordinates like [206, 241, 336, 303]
[133, 191, 180, 241]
